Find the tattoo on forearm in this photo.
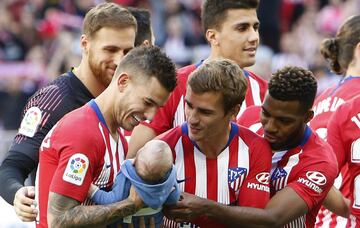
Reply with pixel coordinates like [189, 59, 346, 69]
[48, 192, 137, 228]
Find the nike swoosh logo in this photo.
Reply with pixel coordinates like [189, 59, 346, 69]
[105, 164, 111, 168]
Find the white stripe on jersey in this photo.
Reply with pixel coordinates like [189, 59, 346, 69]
[283, 150, 303, 188]
[350, 214, 357, 228]
[110, 135, 118, 180]
[238, 100, 247, 118]
[217, 148, 230, 204]
[249, 76, 262, 106]
[95, 123, 112, 187]
[194, 147, 207, 198]
[174, 137, 185, 191]
[284, 215, 306, 228]
[35, 163, 40, 224]
[173, 95, 185, 127]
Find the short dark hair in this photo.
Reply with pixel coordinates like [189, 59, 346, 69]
[320, 15, 360, 74]
[269, 66, 317, 113]
[202, 0, 259, 32]
[188, 59, 247, 114]
[83, 2, 137, 38]
[115, 46, 177, 92]
[128, 7, 152, 46]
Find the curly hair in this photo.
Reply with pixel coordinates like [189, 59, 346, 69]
[269, 66, 317, 113]
[320, 15, 360, 74]
[115, 46, 177, 92]
[188, 59, 247, 114]
[201, 0, 259, 32]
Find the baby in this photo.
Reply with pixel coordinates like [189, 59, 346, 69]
[88, 140, 180, 228]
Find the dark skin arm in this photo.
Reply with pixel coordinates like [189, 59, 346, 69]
[165, 187, 308, 228]
[323, 186, 350, 218]
[47, 187, 143, 228]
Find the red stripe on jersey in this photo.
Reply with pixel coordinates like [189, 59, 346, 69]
[206, 158, 217, 201]
[182, 135, 196, 194]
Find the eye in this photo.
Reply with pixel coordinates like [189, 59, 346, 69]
[144, 100, 153, 107]
[236, 25, 248, 32]
[261, 109, 270, 117]
[253, 23, 260, 32]
[124, 48, 133, 56]
[279, 118, 293, 125]
[104, 47, 117, 53]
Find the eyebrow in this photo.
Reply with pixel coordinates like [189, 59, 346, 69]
[185, 99, 214, 114]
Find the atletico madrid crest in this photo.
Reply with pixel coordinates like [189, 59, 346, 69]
[228, 167, 247, 191]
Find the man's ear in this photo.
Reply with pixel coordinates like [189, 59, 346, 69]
[141, 39, 151, 47]
[304, 110, 314, 123]
[205, 29, 219, 47]
[117, 73, 130, 92]
[80, 34, 89, 54]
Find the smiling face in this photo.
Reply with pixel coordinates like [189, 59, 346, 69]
[260, 93, 310, 151]
[210, 8, 259, 68]
[184, 86, 233, 144]
[85, 26, 136, 87]
[116, 75, 170, 131]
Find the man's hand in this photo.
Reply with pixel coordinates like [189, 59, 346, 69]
[128, 186, 144, 210]
[13, 186, 37, 222]
[163, 192, 205, 222]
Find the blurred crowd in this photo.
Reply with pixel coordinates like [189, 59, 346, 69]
[0, 0, 359, 131]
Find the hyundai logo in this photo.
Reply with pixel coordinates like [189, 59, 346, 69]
[306, 171, 327, 185]
[256, 172, 270, 185]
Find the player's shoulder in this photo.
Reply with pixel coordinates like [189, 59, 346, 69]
[303, 132, 338, 169]
[244, 70, 268, 85]
[176, 64, 197, 81]
[37, 72, 73, 95]
[237, 123, 267, 146]
[56, 104, 97, 132]
[158, 125, 183, 146]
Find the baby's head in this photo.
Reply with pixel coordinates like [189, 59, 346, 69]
[134, 140, 173, 184]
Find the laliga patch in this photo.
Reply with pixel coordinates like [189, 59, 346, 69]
[18, 107, 42, 137]
[63, 153, 89, 186]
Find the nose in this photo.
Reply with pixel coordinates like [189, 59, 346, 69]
[144, 106, 157, 121]
[113, 51, 125, 66]
[248, 27, 259, 43]
[263, 118, 277, 134]
[187, 110, 200, 125]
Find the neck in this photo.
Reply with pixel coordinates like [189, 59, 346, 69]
[94, 90, 118, 139]
[206, 50, 245, 69]
[196, 124, 231, 159]
[346, 65, 360, 77]
[73, 59, 106, 97]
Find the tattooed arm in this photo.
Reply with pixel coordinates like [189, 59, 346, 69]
[47, 187, 143, 228]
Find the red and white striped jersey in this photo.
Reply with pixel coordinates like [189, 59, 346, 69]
[327, 96, 360, 227]
[237, 105, 263, 135]
[142, 62, 268, 135]
[311, 76, 360, 228]
[35, 100, 127, 228]
[160, 122, 272, 228]
[271, 126, 338, 228]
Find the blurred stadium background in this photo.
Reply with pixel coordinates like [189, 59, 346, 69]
[0, 0, 359, 227]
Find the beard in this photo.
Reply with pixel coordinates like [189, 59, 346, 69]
[88, 50, 112, 87]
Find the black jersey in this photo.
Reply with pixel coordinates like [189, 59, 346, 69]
[0, 70, 94, 203]
[10, 70, 94, 162]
